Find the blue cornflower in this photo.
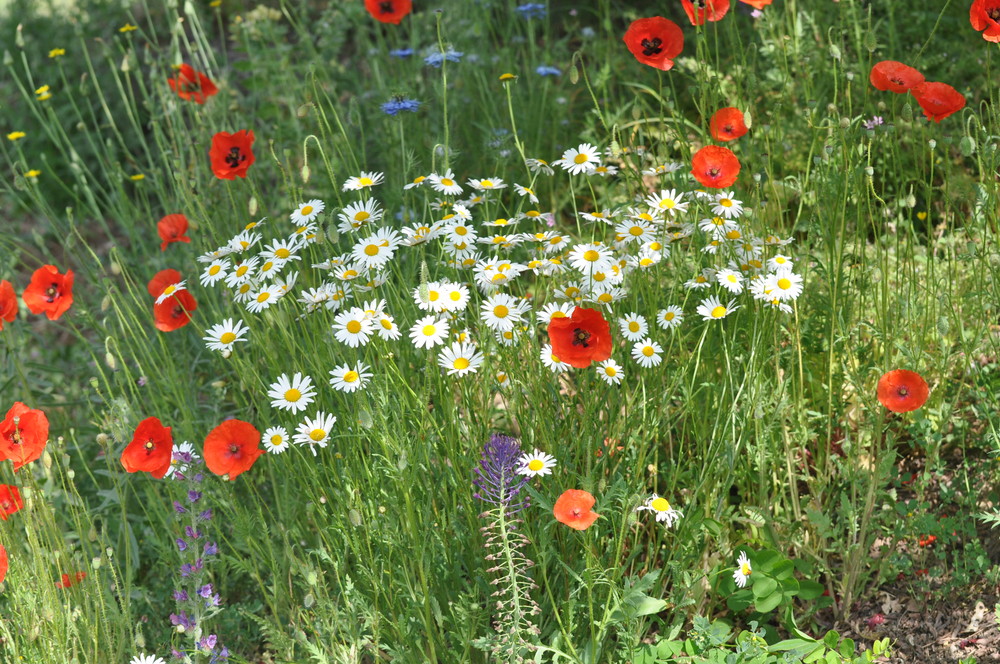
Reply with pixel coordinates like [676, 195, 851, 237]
[535, 65, 561, 76]
[389, 48, 414, 58]
[382, 97, 421, 116]
[515, 3, 547, 19]
[424, 48, 463, 67]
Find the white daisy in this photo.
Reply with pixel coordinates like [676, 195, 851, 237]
[267, 373, 316, 413]
[227, 230, 262, 253]
[765, 269, 803, 301]
[232, 280, 258, 304]
[293, 411, 337, 455]
[376, 314, 402, 340]
[337, 199, 383, 232]
[636, 494, 683, 527]
[262, 426, 290, 454]
[332, 308, 374, 347]
[614, 219, 655, 244]
[409, 315, 450, 349]
[480, 293, 526, 332]
[153, 280, 186, 305]
[513, 183, 539, 204]
[525, 157, 554, 175]
[439, 282, 471, 312]
[536, 301, 576, 324]
[631, 338, 663, 368]
[290, 199, 325, 224]
[329, 363, 372, 393]
[696, 296, 740, 321]
[555, 142, 600, 175]
[684, 269, 715, 290]
[202, 318, 249, 352]
[591, 164, 618, 177]
[224, 257, 260, 288]
[427, 169, 463, 196]
[199, 259, 229, 287]
[656, 306, 684, 330]
[596, 359, 624, 385]
[404, 174, 428, 189]
[618, 313, 648, 342]
[644, 189, 689, 215]
[467, 177, 506, 191]
[437, 341, 484, 376]
[246, 284, 283, 314]
[540, 343, 570, 373]
[568, 242, 614, 274]
[712, 192, 744, 219]
[733, 551, 752, 588]
[164, 442, 199, 479]
[716, 268, 744, 294]
[130, 654, 167, 664]
[342, 171, 384, 192]
[352, 228, 402, 269]
[517, 449, 557, 477]
[767, 254, 794, 270]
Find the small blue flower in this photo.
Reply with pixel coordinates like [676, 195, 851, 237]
[382, 97, 421, 116]
[424, 48, 463, 68]
[173, 589, 188, 602]
[176, 537, 188, 552]
[515, 3, 547, 19]
[535, 65, 561, 77]
[204, 541, 219, 556]
[198, 583, 214, 598]
[389, 48, 414, 58]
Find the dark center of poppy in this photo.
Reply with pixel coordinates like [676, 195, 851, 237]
[171, 304, 185, 319]
[723, 124, 734, 134]
[571, 507, 582, 518]
[11, 429, 22, 444]
[45, 284, 59, 303]
[228, 443, 241, 457]
[640, 37, 663, 56]
[179, 75, 200, 93]
[889, 75, 904, 85]
[572, 328, 591, 347]
[896, 386, 909, 397]
[0, 499, 10, 511]
[708, 167, 721, 178]
[144, 439, 155, 453]
[379, 1, 394, 12]
[989, 8, 1000, 20]
[695, 0, 707, 7]
[225, 147, 245, 169]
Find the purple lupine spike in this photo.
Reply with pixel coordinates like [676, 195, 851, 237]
[473, 434, 530, 512]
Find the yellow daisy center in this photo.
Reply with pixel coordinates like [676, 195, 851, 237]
[354, 211, 370, 222]
[343, 371, 359, 383]
[380, 318, 394, 330]
[720, 199, 732, 207]
[573, 153, 588, 164]
[422, 325, 436, 336]
[441, 178, 454, 187]
[777, 278, 792, 290]
[347, 321, 362, 334]
[583, 250, 600, 262]
[605, 366, 617, 377]
[528, 459, 544, 471]
[220, 332, 236, 344]
[309, 428, 325, 441]
[270, 434, 282, 445]
[642, 346, 655, 357]
[364, 244, 379, 256]
[301, 205, 314, 215]
[664, 312, 675, 321]
[358, 177, 373, 186]
[256, 292, 270, 303]
[628, 322, 640, 332]
[453, 357, 470, 370]
[711, 306, 727, 318]
[651, 497, 670, 511]
[284, 389, 301, 402]
[494, 305, 509, 318]
[209, 265, 221, 275]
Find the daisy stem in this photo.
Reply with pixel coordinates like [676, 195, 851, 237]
[434, 13, 450, 172]
[502, 82, 528, 175]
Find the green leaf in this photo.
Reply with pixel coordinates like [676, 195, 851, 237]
[798, 580, 825, 600]
[823, 630, 840, 649]
[754, 591, 783, 613]
[752, 576, 778, 598]
[840, 638, 856, 658]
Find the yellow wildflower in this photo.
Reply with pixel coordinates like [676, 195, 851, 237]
[119, 23, 138, 33]
[7, 132, 26, 141]
[48, 48, 66, 58]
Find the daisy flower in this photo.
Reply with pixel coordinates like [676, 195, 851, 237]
[631, 338, 663, 368]
[656, 306, 684, 330]
[698, 216, 738, 237]
[596, 359, 624, 385]
[437, 341, 484, 376]
[427, 169, 463, 195]
[439, 282, 470, 312]
[555, 142, 600, 175]
[414, 282, 447, 312]
[642, 162, 684, 176]
[233, 281, 257, 304]
[199, 259, 229, 287]
[467, 177, 506, 191]
[262, 426, 290, 454]
[130, 654, 167, 664]
[480, 293, 526, 332]
[712, 192, 744, 219]
[337, 199, 383, 232]
[645, 189, 689, 215]
[376, 314, 402, 340]
[536, 301, 576, 324]
[246, 284, 283, 314]
[331, 307, 372, 345]
[329, 362, 372, 393]
[409, 315, 450, 349]
[267, 373, 316, 413]
[164, 441, 199, 479]
[293, 411, 337, 455]
[591, 164, 618, 177]
[766, 269, 803, 301]
[696, 296, 740, 321]
[580, 209, 615, 224]
[202, 318, 249, 352]
[618, 313, 648, 342]
[517, 449, 557, 477]
[568, 242, 614, 274]
[615, 219, 655, 244]
[352, 228, 402, 269]
[733, 551, 752, 588]
[636, 494, 683, 527]
[257, 258, 286, 281]
[540, 343, 571, 373]
[227, 230, 262, 253]
[444, 221, 478, 244]
[513, 183, 539, 204]
[767, 254, 794, 270]
[525, 157, 554, 175]
[290, 199, 325, 224]
[684, 270, 715, 290]
[342, 171, 384, 192]
[716, 268, 744, 294]
[404, 174, 428, 189]
[154, 280, 186, 305]
[224, 257, 260, 287]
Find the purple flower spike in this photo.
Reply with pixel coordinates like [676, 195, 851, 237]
[170, 611, 197, 631]
[204, 541, 219, 556]
[198, 509, 213, 521]
[173, 501, 187, 514]
[173, 589, 188, 602]
[472, 434, 529, 512]
[188, 490, 202, 503]
[198, 584, 214, 598]
[176, 538, 188, 552]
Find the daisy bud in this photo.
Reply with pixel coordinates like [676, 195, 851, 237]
[221, 349, 232, 360]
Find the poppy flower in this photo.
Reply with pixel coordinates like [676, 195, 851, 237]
[0, 485, 23, 520]
[547, 307, 613, 369]
[876, 369, 929, 413]
[970, 0, 1000, 42]
[0, 280, 17, 330]
[55, 571, 87, 589]
[553, 489, 600, 531]
[365, 0, 412, 24]
[153, 290, 197, 332]
[21, 265, 73, 321]
[869, 61, 924, 94]
[209, 130, 255, 180]
[120, 416, 173, 479]
[681, 0, 730, 26]
[691, 145, 740, 188]
[709, 107, 748, 142]
[910, 82, 966, 123]
[158, 214, 191, 252]
[203, 418, 264, 480]
[623, 17, 684, 71]
[147, 268, 182, 299]
[0, 543, 6, 583]
[0, 402, 50, 471]
[168, 64, 218, 104]
[739, 0, 773, 8]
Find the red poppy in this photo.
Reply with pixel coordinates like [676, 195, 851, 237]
[910, 82, 966, 123]
[709, 107, 748, 142]
[876, 369, 929, 413]
[168, 64, 219, 104]
[0, 485, 23, 520]
[917, 534, 937, 547]
[623, 17, 685, 71]
[547, 307, 613, 369]
[147, 268, 182, 299]
[691, 145, 741, 188]
[120, 417, 173, 479]
[0, 402, 50, 471]
[869, 61, 924, 94]
[158, 214, 191, 252]
[681, 0, 730, 26]
[153, 290, 197, 332]
[739, 0, 773, 8]
[209, 130, 255, 180]
[365, 0, 412, 24]
[55, 571, 87, 589]
[0, 280, 17, 330]
[203, 419, 263, 480]
[21, 265, 74, 321]
[0, 543, 6, 583]
[553, 489, 600, 531]
[970, 0, 1000, 42]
